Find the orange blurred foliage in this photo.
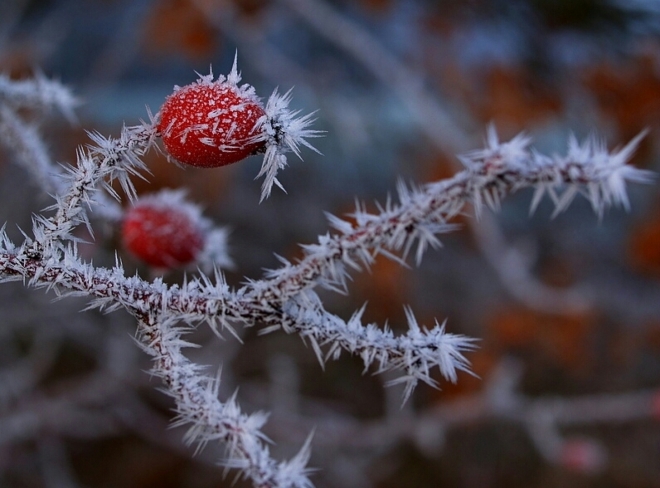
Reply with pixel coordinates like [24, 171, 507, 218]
[488, 306, 596, 372]
[143, 0, 218, 60]
[472, 65, 563, 131]
[426, 303, 613, 404]
[584, 50, 660, 142]
[359, 0, 393, 14]
[431, 348, 498, 400]
[628, 202, 660, 278]
[352, 253, 411, 326]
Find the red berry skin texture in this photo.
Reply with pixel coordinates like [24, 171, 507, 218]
[159, 82, 266, 168]
[122, 205, 204, 268]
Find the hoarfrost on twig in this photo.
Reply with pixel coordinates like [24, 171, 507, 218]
[0, 70, 652, 488]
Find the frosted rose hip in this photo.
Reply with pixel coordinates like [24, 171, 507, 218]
[157, 58, 322, 200]
[122, 204, 204, 268]
[158, 82, 266, 168]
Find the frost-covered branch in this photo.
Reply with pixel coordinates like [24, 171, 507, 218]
[135, 313, 314, 488]
[244, 128, 651, 305]
[0, 127, 650, 398]
[25, 122, 156, 260]
[0, 67, 652, 487]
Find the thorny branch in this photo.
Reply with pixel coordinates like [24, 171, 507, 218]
[0, 70, 653, 487]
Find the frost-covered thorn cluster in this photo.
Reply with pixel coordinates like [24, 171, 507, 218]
[458, 125, 653, 218]
[256, 87, 323, 201]
[23, 121, 157, 261]
[157, 55, 322, 201]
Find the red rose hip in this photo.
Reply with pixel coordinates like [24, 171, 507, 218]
[157, 56, 322, 201]
[158, 75, 266, 168]
[122, 198, 204, 269]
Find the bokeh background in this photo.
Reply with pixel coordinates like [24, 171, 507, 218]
[1, 0, 660, 487]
